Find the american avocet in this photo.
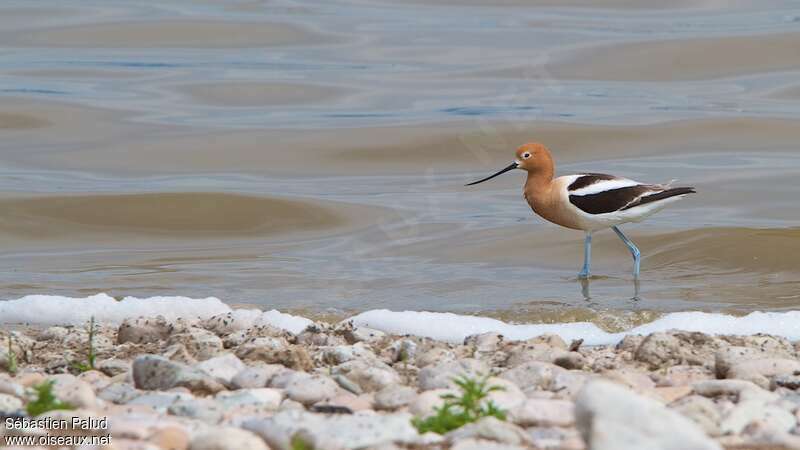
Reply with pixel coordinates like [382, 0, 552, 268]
[466, 142, 695, 279]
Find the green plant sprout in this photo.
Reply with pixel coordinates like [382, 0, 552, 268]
[6, 335, 18, 375]
[71, 316, 97, 373]
[26, 380, 73, 416]
[412, 374, 507, 434]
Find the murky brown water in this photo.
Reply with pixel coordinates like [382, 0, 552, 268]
[1, 0, 800, 320]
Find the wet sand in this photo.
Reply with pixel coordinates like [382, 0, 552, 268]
[1, 0, 800, 320]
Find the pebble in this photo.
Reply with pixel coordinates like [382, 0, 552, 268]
[189, 427, 268, 450]
[510, 398, 575, 427]
[576, 379, 721, 450]
[132, 354, 225, 395]
[284, 373, 339, 405]
[375, 385, 417, 411]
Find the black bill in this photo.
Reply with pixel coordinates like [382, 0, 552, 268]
[465, 162, 519, 186]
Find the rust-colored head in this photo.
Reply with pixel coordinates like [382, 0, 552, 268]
[514, 142, 554, 173]
[465, 142, 554, 186]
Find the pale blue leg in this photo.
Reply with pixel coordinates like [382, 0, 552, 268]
[578, 232, 592, 279]
[613, 226, 640, 278]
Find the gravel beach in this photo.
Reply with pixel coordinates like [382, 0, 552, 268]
[3, 311, 800, 450]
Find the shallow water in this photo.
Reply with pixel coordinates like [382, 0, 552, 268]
[1, 0, 800, 323]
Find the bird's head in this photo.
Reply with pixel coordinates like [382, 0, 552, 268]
[466, 142, 553, 186]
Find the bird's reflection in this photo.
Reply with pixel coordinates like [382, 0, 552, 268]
[579, 277, 641, 301]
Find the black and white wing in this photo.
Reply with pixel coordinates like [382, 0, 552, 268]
[567, 173, 695, 215]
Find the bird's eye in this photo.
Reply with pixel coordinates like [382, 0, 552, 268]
[522, 152, 531, 159]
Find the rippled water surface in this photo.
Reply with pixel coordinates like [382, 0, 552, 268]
[2, 0, 800, 320]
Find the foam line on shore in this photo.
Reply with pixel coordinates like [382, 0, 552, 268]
[350, 309, 800, 345]
[2, 294, 800, 344]
[0, 294, 313, 334]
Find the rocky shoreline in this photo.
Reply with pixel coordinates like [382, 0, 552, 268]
[2, 312, 800, 450]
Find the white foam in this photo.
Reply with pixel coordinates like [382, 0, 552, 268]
[3, 294, 800, 343]
[256, 309, 315, 335]
[0, 293, 232, 326]
[0, 293, 314, 335]
[350, 309, 800, 345]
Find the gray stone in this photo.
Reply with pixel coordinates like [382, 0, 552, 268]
[132, 354, 225, 394]
[576, 380, 720, 450]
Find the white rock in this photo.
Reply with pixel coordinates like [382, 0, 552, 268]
[450, 439, 527, 450]
[0, 393, 23, 412]
[692, 379, 778, 403]
[190, 427, 268, 450]
[167, 327, 224, 361]
[242, 410, 419, 449]
[576, 380, 721, 450]
[727, 358, 800, 389]
[418, 359, 489, 391]
[333, 359, 401, 392]
[320, 343, 377, 365]
[215, 388, 283, 411]
[285, 373, 338, 405]
[409, 389, 454, 418]
[446, 416, 529, 446]
[168, 397, 224, 422]
[720, 400, 796, 435]
[127, 391, 194, 412]
[510, 398, 575, 427]
[231, 365, 286, 390]
[201, 310, 261, 336]
[0, 379, 25, 399]
[195, 353, 246, 384]
[500, 361, 565, 392]
[375, 385, 417, 411]
[48, 374, 97, 410]
[485, 377, 525, 411]
[117, 316, 174, 344]
[670, 395, 721, 436]
[349, 326, 386, 343]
